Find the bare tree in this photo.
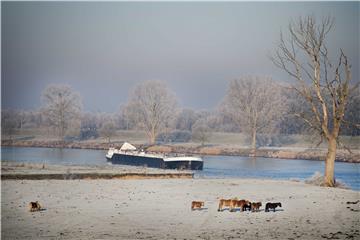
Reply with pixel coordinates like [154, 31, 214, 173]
[278, 91, 309, 135]
[221, 76, 287, 153]
[271, 16, 358, 187]
[25, 110, 44, 128]
[99, 121, 117, 143]
[1, 110, 17, 140]
[41, 84, 82, 142]
[124, 81, 178, 144]
[16, 110, 27, 129]
[118, 104, 136, 130]
[341, 92, 360, 136]
[192, 119, 212, 146]
[80, 112, 99, 140]
[175, 108, 197, 131]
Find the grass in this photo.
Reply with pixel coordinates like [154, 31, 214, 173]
[85, 130, 148, 144]
[207, 132, 248, 146]
[3, 128, 359, 150]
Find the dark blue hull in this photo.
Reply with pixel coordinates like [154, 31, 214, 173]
[108, 153, 164, 168]
[107, 153, 203, 170]
[164, 161, 203, 170]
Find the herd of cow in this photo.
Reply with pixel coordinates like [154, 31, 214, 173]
[191, 199, 282, 212]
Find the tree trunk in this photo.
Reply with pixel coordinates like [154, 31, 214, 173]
[58, 126, 65, 148]
[149, 130, 156, 145]
[251, 127, 257, 155]
[324, 137, 337, 187]
[150, 136, 155, 145]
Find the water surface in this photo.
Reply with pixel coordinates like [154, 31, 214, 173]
[1, 147, 359, 190]
[197, 156, 359, 191]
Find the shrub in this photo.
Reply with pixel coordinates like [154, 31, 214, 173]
[304, 171, 349, 189]
[79, 127, 99, 140]
[156, 130, 192, 143]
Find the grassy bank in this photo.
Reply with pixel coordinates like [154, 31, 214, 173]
[4, 128, 360, 149]
[2, 139, 359, 163]
[2, 129, 359, 162]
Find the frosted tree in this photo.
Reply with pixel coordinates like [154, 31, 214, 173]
[100, 120, 117, 143]
[221, 76, 287, 153]
[192, 119, 212, 146]
[41, 84, 82, 142]
[125, 81, 178, 144]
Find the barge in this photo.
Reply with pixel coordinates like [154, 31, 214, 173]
[106, 142, 203, 170]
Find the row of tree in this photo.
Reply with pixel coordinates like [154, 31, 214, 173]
[1, 16, 359, 187]
[2, 77, 359, 145]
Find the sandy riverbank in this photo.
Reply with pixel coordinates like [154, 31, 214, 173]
[2, 178, 359, 240]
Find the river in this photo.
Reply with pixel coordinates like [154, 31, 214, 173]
[1, 147, 359, 190]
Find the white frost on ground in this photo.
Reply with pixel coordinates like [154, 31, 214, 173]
[2, 178, 359, 240]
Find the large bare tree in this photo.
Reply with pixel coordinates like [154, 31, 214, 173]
[125, 81, 178, 144]
[41, 84, 82, 142]
[271, 16, 358, 187]
[222, 76, 286, 153]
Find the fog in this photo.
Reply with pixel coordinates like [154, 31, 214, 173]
[2, 2, 359, 112]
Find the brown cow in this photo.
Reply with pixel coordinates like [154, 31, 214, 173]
[191, 201, 204, 210]
[250, 202, 262, 212]
[230, 199, 250, 212]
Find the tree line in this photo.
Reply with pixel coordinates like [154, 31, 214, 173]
[1, 15, 359, 187]
[2, 77, 358, 146]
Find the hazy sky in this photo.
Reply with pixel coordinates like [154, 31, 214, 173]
[2, 2, 359, 112]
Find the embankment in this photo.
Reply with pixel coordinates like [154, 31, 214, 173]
[1, 162, 193, 180]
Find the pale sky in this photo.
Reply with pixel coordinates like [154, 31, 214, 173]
[2, 2, 359, 112]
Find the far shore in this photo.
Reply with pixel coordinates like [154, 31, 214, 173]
[2, 139, 360, 163]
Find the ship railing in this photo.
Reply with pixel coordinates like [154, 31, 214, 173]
[110, 148, 197, 158]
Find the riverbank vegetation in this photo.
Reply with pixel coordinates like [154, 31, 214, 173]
[2, 102, 359, 151]
[2, 129, 359, 163]
[1, 15, 359, 184]
[2, 82, 359, 163]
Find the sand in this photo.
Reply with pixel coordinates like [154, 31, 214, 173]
[1, 178, 359, 240]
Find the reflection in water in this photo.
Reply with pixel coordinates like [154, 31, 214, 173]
[1, 147, 359, 190]
[250, 156, 257, 168]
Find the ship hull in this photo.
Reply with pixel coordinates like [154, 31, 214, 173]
[107, 153, 203, 170]
[164, 160, 203, 170]
[108, 153, 165, 168]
